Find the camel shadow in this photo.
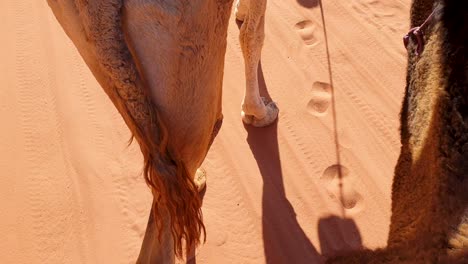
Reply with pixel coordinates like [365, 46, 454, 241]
[245, 115, 322, 264]
[244, 63, 363, 263]
[318, 215, 363, 260]
[296, 0, 319, 9]
[244, 62, 320, 263]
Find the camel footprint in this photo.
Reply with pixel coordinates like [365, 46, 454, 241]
[307, 82, 332, 116]
[321, 165, 364, 211]
[295, 20, 320, 47]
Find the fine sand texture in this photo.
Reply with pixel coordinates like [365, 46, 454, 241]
[0, 0, 409, 263]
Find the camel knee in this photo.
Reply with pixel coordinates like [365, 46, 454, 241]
[235, 0, 249, 21]
[238, 0, 266, 49]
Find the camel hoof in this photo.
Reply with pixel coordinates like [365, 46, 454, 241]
[242, 97, 279, 127]
[194, 168, 206, 192]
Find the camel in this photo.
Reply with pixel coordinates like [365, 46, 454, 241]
[46, 0, 277, 262]
[328, 0, 467, 263]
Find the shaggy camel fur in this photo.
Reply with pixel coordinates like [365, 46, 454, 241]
[328, 0, 467, 263]
[46, 0, 277, 262]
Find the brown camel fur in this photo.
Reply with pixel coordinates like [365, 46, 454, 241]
[46, 0, 277, 262]
[328, 0, 468, 263]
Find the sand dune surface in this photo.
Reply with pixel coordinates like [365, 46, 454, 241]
[0, 0, 409, 263]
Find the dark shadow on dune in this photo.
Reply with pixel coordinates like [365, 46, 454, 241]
[245, 62, 323, 264]
[237, 13, 363, 263]
[236, 19, 322, 263]
[318, 215, 363, 260]
[297, 0, 319, 9]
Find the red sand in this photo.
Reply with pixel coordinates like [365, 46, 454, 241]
[0, 0, 409, 263]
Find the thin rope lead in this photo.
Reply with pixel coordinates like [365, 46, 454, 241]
[318, 0, 345, 218]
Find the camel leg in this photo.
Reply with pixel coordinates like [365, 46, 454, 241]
[237, 0, 279, 127]
[137, 203, 175, 264]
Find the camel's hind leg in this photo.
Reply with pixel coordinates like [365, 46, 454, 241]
[237, 0, 279, 127]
